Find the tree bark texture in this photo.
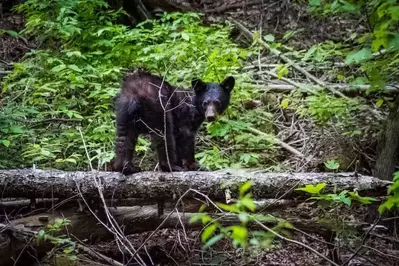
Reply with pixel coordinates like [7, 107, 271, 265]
[375, 94, 399, 181]
[0, 169, 391, 201]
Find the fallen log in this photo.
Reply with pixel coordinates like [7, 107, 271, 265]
[0, 202, 380, 266]
[0, 169, 391, 201]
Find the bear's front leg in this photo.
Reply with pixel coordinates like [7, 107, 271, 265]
[151, 115, 185, 172]
[182, 132, 209, 171]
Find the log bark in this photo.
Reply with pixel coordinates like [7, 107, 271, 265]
[0, 169, 391, 201]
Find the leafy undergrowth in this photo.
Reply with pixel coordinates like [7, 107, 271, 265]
[2, 1, 399, 266]
[0, 0, 279, 171]
[1, 0, 396, 176]
[1, 0, 397, 175]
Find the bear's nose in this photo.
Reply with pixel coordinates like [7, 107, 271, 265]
[206, 115, 216, 122]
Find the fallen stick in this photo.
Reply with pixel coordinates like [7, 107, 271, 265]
[248, 83, 399, 93]
[0, 71, 11, 77]
[253, 70, 304, 88]
[245, 126, 309, 159]
[243, 62, 348, 70]
[231, 19, 348, 98]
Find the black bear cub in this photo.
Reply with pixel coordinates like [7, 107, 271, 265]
[113, 69, 235, 175]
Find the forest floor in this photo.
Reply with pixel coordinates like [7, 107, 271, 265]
[0, 2, 397, 266]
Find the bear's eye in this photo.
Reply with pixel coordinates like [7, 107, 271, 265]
[202, 100, 209, 108]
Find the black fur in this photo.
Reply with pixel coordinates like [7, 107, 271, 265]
[113, 69, 235, 175]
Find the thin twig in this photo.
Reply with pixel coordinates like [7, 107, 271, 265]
[246, 126, 309, 159]
[363, 245, 399, 261]
[341, 216, 381, 266]
[254, 219, 340, 266]
[78, 128, 146, 266]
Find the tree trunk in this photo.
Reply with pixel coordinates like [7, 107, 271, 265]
[375, 94, 399, 180]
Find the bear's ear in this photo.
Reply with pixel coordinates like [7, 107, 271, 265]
[192, 78, 206, 93]
[221, 76, 235, 92]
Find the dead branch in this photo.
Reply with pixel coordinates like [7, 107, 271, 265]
[250, 83, 399, 94]
[0, 70, 11, 77]
[245, 126, 310, 159]
[231, 19, 348, 98]
[205, 0, 266, 13]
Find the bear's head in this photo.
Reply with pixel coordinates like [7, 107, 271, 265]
[191, 76, 235, 122]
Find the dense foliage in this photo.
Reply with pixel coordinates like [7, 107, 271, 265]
[308, 0, 399, 94]
[2, 0, 399, 262]
[0, 0, 280, 170]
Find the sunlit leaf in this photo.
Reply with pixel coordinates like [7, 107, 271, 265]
[203, 234, 224, 249]
[201, 224, 217, 243]
[345, 48, 372, 64]
[296, 183, 326, 194]
[239, 181, 252, 197]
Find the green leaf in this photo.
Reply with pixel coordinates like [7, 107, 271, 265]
[309, 0, 321, 6]
[238, 212, 249, 224]
[1, 140, 10, 147]
[181, 32, 190, 41]
[379, 197, 396, 213]
[9, 125, 24, 134]
[64, 158, 77, 164]
[199, 204, 207, 213]
[38, 230, 46, 238]
[239, 181, 252, 197]
[201, 215, 213, 224]
[263, 34, 275, 42]
[241, 197, 256, 212]
[339, 196, 352, 206]
[276, 65, 288, 79]
[3, 30, 19, 37]
[189, 213, 205, 224]
[63, 248, 74, 254]
[324, 160, 340, 170]
[216, 202, 240, 213]
[249, 238, 260, 246]
[68, 64, 82, 72]
[295, 183, 326, 195]
[203, 234, 224, 249]
[345, 48, 372, 64]
[280, 98, 289, 109]
[231, 225, 248, 247]
[51, 64, 67, 73]
[201, 224, 217, 243]
[348, 192, 377, 204]
[376, 98, 384, 107]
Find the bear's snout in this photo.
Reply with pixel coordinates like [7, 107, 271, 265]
[206, 115, 216, 122]
[205, 105, 217, 122]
